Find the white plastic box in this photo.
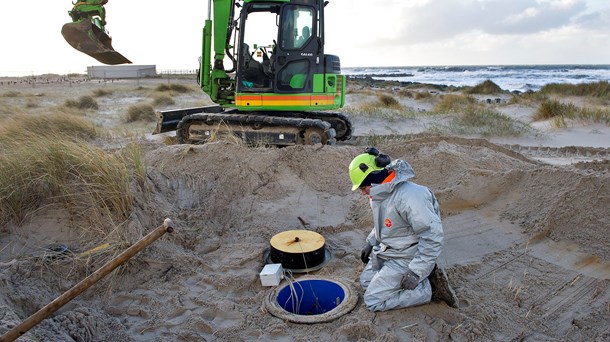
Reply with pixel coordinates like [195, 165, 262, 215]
[260, 263, 283, 286]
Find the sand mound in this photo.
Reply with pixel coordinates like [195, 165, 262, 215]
[1, 138, 608, 341]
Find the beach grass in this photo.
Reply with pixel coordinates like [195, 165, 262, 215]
[125, 103, 156, 123]
[465, 80, 504, 94]
[343, 96, 420, 122]
[430, 94, 530, 136]
[414, 91, 433, 100]
[433, 94, 478, 113]
[92, 88, 114, 97]
[356, 133, 422, 147]
[64, 95, 99, 110]
[0, 112, 97, 146]
[430, 106, 531, 137]
[151, 93, 176, 107]
[539, 81, 610, 99]
[0, 112, 141, 230]
[0, 100, 25, 118]
[155, 83, 193, 93]
[534, 100, 577, 120]
[2, 90, 21, 98]
[378, 94, 401, 108]
[510, 81, 610, 106]
[396, 89, 415, 98]
[25, 98, 39, 108]
[534, 99, 610, 126]
[507, 91, 545, 105]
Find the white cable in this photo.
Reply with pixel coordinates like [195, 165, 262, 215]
[283, 269, 304, 314]
[297, 240, 323, 314]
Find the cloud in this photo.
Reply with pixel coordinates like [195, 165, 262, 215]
[334, 0, 610, 67]
[575, 8, 610, 30]
[393, 0, 589, 43]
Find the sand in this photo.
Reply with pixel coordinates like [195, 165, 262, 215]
[0, 77, 609, 341]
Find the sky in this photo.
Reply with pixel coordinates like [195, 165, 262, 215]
[1, 0, 609, 76]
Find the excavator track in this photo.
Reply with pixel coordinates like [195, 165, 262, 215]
[176, 112, 337, 146]
[278, 111, 353, 141]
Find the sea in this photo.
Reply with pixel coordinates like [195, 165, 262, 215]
[343, 65, 610, 93]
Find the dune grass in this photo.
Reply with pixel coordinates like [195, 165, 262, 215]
[430, 106, 531, 137]
[414, 92, 433, 100]
[0, 112, 97, 147]
[465, 80, 504, 94]
[92, 88, 114, 97]
[356, 134, 420, 148]
[534, 100, 578, 120]
[539, 81, 610, 99]
[1, 92, 48, 116]
[511, 81, 610, 105]
[343, 93, 421, 121]
[396, 89, 414, 98]
[431, 94, 529, 136]
[460, 108, 530, 136]
[533, 99, 610, 126]
[343, 102, 419, 122]
[125, 103, 156, 123]
[2, 90, 21, 98]
[64, 95, 99, 110]
[122, 141, 148, 192]
[25, 99, 39, 108]
[155, 83, 193, 93]
[0, 113, 143, 234]
[377, 94, 401, 108]
[151, 93, 176, 107]
[433, 94, 477, 113]
[507, 91, 546, 105]
[0, 100, 25, 118]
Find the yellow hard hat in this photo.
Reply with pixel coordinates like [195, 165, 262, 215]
[348, 153, 384, 191]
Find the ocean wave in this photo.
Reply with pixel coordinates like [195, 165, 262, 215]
[343, 65, 610, 92]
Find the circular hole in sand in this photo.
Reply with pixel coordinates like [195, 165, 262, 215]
[264, 277, 358, 323]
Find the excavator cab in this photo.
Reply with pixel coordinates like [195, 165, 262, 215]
[230, 0, 345, 110]
[61, 0, 130, 65]
[236, 2, 318, 94]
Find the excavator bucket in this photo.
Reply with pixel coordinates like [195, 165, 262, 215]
[61, 19, 131, 65]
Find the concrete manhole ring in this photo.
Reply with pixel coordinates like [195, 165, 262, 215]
[264, 276, 359, 324]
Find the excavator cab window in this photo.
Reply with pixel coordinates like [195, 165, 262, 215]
[280, 7, 314, 50]
[273, 5, 317, 92]
[277, 60, 310, 91]
[237, 4, 280, 91]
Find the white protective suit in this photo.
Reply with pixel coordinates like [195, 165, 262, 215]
[360, 159, 444, 311]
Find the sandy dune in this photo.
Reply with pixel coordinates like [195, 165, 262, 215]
[0, 77, 608, 341]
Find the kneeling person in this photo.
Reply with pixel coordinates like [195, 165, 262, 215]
[349, 147, 454, 311]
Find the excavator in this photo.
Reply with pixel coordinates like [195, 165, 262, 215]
[62, 0, 352, 146]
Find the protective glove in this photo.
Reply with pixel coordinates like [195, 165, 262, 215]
[360, 243, 373, 264]
[401, 269, 420, 290]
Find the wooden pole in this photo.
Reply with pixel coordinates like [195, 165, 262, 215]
[0, 218, 174, 342]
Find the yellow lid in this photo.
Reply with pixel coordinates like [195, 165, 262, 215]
[270, 230, 325, 254]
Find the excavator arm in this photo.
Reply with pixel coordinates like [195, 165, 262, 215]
[67, 0, 107, 26]
[62, 0, 131, 64]
[61, 0, 233, 99]
[199, 0, 237, 106]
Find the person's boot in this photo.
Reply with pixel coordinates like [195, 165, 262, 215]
[429, 264, 459, 308]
